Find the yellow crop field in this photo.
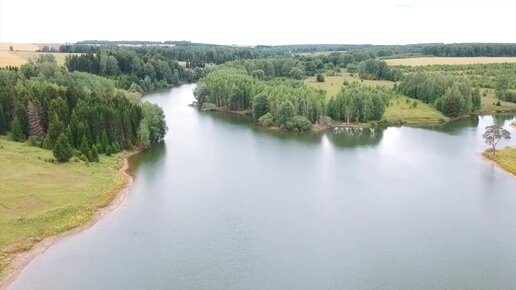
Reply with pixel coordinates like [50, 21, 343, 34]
[0, 43, 39, 51]
[0, 51, 78, 67]
[385, 57, 516, 66]
[0, 51, 27, 67]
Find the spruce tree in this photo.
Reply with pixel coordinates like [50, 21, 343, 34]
[80, 135, 90, 157]
[95, 136, 104, 154]
[0, 103, 7, 135]
[101, 130, 109, 150]
[11, 117, 24, 142]
[91, 145, 100, 162]
[27, 102, 45, 138]
[53, 133, 73, 162]
[105, 144, 112, 156]
[47, 113, 64, 148]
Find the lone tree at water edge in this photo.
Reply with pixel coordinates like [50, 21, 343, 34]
[483, 125, 511, 156]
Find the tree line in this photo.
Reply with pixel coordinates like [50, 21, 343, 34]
[194, 68, 391, 131]
[0, 55, 167, 162]
[397, 73, 481, 117]
[421, 43, 516, 57]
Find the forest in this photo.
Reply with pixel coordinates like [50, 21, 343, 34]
[0, 55, 167, 162]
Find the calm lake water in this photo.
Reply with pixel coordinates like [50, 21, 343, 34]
[9, 84, 516, 290]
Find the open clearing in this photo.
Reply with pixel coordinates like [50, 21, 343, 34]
[0, 137, 127, 276]
[305, 73, 395, 97]
[384, 96, 447, 124]
[385, 57, 516, 66]
[0, 51, 27, 67]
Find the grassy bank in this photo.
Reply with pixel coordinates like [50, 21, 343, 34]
[482, 147, 516, 176]
[0, 137, 129, 278]
[384, 96, 448, 124]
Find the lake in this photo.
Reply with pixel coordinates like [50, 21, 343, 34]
[8, 84, 516, 290]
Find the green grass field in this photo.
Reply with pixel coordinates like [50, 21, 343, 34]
[0, 137, 128, 276]
[305, 73, 395, 97]
[483, 147, 516, 176]
[384, 96, 448, 124]
[477, 96, 516, 114]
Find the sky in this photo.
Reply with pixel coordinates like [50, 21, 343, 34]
[1, 0, 515, 46]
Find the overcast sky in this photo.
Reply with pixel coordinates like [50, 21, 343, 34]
[1, 0, 515, 45]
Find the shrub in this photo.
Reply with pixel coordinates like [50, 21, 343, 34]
[286, 115, 313, 132]
[316, 74, 325, 82]
[258, 112, 274, 127]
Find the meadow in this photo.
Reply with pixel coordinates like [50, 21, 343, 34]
[0, 137, 128, 277]
[305, 72, 394, 97]
[385, 57, 516, 66]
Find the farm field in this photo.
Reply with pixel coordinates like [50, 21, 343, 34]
[0, 51, 78, 67]
[385, 57, 516, 66]
[0, 43, 39, 51]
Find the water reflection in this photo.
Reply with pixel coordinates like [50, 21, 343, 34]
[326, 127, 384, 148]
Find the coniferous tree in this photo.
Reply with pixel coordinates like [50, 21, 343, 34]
[27, 102, 45, 138]
[53, 133, 73, 162]
[46, 113, 64, 149]
[11, 116, 24, 142]
[80, 135, 90, 157]
[0, 103, 7, 135]
[91, 144, 100, 162]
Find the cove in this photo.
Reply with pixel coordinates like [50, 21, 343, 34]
[8, 84, 516, 290]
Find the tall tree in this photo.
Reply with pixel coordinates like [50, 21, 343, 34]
[10, 116, 24, 142]
[27, 102, 45, 138]
[483, 125, 511, 156]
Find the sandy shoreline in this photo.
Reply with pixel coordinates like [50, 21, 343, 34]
[0, 151, 138, 290]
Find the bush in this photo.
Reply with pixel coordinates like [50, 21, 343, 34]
[496, 100, 502, 106]
[286, 115, 313, 132]
[316, 74, 325, 82]
[257, 112, 274, 127]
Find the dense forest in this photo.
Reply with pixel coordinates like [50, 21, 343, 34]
[0, 55, 167, 162]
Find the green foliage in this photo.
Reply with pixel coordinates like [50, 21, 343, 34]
[316, 74, 325, 82]
[358, 59, 400, 81]
[398, 73, 480, 117]
[257, 112, 274, 127]
[46, 113, 64, 149]
[91, 144, 100, 162]
[10, 116, 24, 142]
[252, 94, 269, 120]
[80, 135, 90, 157]
[289, 67, 305, 80]
[327, 86, 387, 122]
[140, 102, 167, 146]
[286, 115, 313, 132]
[0, 103, 7, 135]
[53, 133, 73, 162]
[277, 100, 296, 127]
[483, 125, 511, 156]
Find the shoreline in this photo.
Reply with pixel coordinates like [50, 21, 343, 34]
[0, 151, 139, 290]
[482, 151, 516, 178]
